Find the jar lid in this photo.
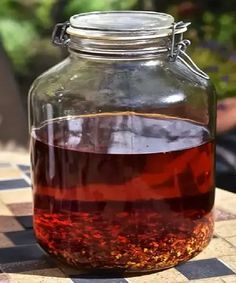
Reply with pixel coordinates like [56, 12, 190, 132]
[66, 11, 187, 40]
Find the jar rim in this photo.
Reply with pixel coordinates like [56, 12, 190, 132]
[67, 11, 187, 40]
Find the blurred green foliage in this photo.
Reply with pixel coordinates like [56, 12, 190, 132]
[190, 46, 236, 99]
[0, 0, 137, 75]
[166, 1, 236, 99]
[0, 0, 236, 98]
[0, 18, 37, 72]
[190, 11, 236, 99]
[64, 0, 137, 16]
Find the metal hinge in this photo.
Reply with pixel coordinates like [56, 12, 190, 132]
[169, 22, 209, 80]
[169, 21, 191, 60]
[52, 21, 70, 46]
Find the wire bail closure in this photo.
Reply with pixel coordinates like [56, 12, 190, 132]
[169, 21, 209, 80]
[52, 20, 209, 80]
[169, 21, 191, 60]
[52, 21, 70, 46]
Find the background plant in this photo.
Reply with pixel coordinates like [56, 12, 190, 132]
[0, 0, 236, 99]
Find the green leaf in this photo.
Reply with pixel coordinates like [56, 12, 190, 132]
[64, 0, 137, 17]
[217, 14, 236, 44]
[203, 12, 215, 24]
[0, 18, 38, 73]
[35, 0, 57, 29]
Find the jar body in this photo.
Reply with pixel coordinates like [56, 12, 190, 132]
[29, 51, 216, 272]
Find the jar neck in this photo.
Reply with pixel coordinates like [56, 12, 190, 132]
[68, 35, 173, 57]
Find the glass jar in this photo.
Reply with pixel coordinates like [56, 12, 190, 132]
[29, 11, 216, 273]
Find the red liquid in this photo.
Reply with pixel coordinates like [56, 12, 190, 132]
[31, 114, 215, 272]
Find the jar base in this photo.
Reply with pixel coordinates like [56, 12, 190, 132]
[38, 239, 212, 275]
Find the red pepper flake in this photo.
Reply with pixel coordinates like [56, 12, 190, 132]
[34, 207, 214, 271]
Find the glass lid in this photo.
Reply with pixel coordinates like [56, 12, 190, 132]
[66, 11, 186, 40]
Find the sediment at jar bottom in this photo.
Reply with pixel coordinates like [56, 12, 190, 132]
[33, 197, 214, 271]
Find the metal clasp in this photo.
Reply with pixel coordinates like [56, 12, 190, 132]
[169, 21, 209, 80]
[52, 21, 70, 46]
[169, 21, 191, 60]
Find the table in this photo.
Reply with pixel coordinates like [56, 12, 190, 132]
[0, 152, 236, 283]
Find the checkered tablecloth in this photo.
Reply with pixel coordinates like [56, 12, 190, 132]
[0, 152, 236, 283]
